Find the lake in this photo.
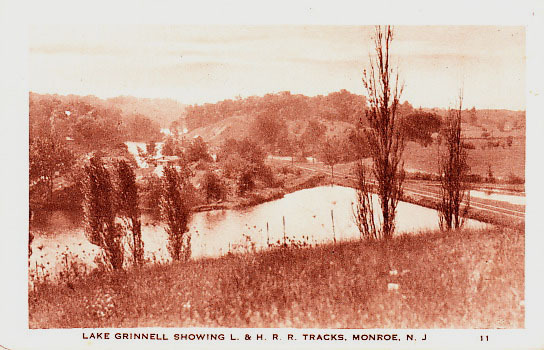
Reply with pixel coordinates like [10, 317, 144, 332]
[29, 185, 489, 281]
[469, 189, 525, 205]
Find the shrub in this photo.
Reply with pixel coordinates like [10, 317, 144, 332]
[462, 141, 476, 150]
[220, 154, 245, 179]
[507, 173, 524, 184]
[256, 165, 277, 187]
[237, 168, 256, 195]
[506, 136, 514, 147]
[465, 173, 483, 183]
[202, 171, 227, 203]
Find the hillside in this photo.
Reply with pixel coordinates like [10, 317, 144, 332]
[106, 96, 186, 128]
[186, 115, 253, 147]
[29, 226, 524, 328]
[30, 92, 186, 129]
[186, 114, 356, 149]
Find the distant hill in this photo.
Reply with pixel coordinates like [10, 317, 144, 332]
[186, 115, 253, 147]
[30, 92, 186, 128]
[186, 113, 356, 149]
[106, 96, 186, 128]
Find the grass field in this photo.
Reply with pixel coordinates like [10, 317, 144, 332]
[29, 226, 524, 329]
[402, 138, 525, 181]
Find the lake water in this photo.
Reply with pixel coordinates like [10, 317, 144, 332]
[469, 190, 525, 206]
[29, 186, 488, 281]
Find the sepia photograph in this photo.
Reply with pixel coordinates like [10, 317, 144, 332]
[1, 1, 543, 348]
[26, 24, 526, 329]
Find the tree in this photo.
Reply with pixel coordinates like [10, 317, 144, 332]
[124, 114, 161, 142]
[202, 171, 227, 203]
[146, 140, 157, 158]
[347, 128, 371, 160]
[114, 160, 144, 266]
[251, 111, 289, 152]
[160, 164, 193, 261]
[186, 136, 212, 163]
[301, 119, 326, 156]
[319, 137, 343, 180]
[438, 94, 470, 230]
[82, 156, 124, 270]
[29, 135, 75, 206]
[400, 111, 442, 146]
[237, 168, 256, 195]
[356, 25, 405, 240]
[72, 108, 123, 149]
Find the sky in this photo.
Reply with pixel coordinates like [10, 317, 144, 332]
[29, 25, 525, 110]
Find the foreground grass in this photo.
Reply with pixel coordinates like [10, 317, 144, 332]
[29, 227, 524, 328]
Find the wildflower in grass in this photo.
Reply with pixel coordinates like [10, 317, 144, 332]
[84, 287, 116, 320]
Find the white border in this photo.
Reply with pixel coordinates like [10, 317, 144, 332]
[1, 0, 543, 349]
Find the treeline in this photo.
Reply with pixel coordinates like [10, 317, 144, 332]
[183, 90, 368, 130]
[29, 93, 163, 210]
[30, 93, 163, 149]
[181, 90, 443, 153]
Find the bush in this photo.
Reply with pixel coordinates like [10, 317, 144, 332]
[487, 140, 500, 148]
[464, 173, 483, 183]
[220, 154, 246, 179]
[202, 171, 227, 203]
[507, 173, 524, 184]
[256, 165, 277, 187]
[462, 141, 476, 150]
[237, 169, 256, 195]
[506, 136, 514, 147]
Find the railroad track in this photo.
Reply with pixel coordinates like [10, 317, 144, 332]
[291, 163, 525, 220]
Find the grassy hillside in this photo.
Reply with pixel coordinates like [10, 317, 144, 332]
[187, 115, 253, 147]
[29, 226, 524, 329]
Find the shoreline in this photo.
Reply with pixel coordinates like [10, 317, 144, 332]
[32, 165, 524, 231]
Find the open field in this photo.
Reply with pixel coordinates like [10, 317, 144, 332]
[402, 139, 525, 181]
[29, 226, 524, 329]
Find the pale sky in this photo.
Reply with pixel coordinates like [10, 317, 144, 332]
[29, 25, 525, 110]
